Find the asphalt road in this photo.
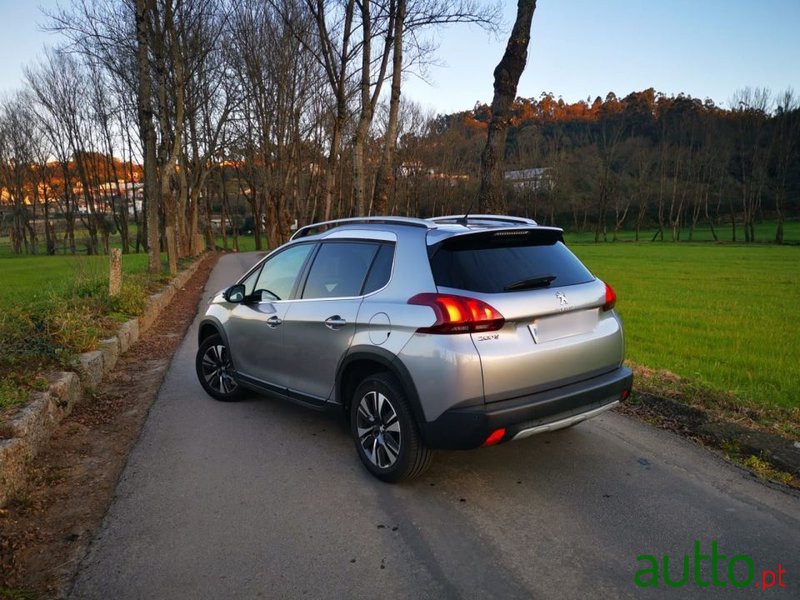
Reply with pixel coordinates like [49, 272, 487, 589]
[70, 253, 800, 599]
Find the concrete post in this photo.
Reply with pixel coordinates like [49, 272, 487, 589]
[109, 248, 123, 297]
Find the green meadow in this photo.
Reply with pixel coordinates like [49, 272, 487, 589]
[0, 253, 156, 304]
[570, 243, 800, 409]
[563, 220, 800, 244]
[0, 250, 176, 410]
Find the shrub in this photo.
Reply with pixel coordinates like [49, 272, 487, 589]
[0, 306, 61, 372]
[108, 277, 148, 316]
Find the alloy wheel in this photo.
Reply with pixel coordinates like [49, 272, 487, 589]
[200, 343, 238, 396]
[355, 390, 402, 469]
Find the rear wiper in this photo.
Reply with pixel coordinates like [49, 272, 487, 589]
[504, 274, 556, 291]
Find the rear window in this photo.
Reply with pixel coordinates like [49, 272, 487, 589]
[302, 242, 380, 299]
[430, 234, 594, 294]
[362, 243, 394, 294]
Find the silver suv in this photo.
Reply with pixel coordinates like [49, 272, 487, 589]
[196, 216, 633, 482]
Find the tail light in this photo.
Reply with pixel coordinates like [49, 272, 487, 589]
[408, 293, 505, 334]
[602, 282, 617, 312]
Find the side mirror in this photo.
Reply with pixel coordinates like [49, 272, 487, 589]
[224, 283, 246, 303]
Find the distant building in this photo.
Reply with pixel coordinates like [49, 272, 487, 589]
[504, 168, 554, 192]
[98, 180, 144, 200]
[429, 172, 470, 187]
[397, 161, 434, 178]
[397, 162, 469, 186]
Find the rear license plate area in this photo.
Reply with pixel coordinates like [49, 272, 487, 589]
[529, 309, 598, 343]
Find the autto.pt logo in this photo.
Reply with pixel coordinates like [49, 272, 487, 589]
[635, 540, 788, 590]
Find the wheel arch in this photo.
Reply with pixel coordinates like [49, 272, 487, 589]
[198, 317, 225, 345]
[336, 347, 427, 437]
[197, 318, 237, 370]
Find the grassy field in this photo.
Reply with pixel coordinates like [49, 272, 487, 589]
[563, 220, 800, 244]
[0, 253, 158, 305]
[570, 243, 800, 409]
[0, 250, 175, 410]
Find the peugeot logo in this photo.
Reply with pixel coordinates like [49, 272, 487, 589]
[556, 291, 568, 306]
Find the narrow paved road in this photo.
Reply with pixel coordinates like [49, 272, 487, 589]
[70, 253, 799, 599]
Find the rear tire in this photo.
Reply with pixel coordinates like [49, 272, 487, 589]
[350, 373, 432, 482]
[196, 333, 242, 402]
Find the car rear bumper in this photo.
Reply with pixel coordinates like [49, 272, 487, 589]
[421, 366, 633, 449]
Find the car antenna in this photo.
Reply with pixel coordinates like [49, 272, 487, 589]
[458, 205, 473, 226]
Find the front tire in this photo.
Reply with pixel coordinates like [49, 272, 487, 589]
[350, 373, 432, 482]
[196, 333, 242, 402]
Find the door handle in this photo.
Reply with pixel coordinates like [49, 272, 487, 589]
[325, 315, 347, 330]
[267, 316, 283, 328]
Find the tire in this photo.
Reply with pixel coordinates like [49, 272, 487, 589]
[196, 333, 242, 402]
[350, 373, 432, 482]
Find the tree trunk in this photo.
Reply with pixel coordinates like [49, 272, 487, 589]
[352, 22, 371, 218]
[312, 0, 356, 221]
[352, 0, 393, 217]
[136, 0, 161, 274]
[477, 0, 537, 213]
[373, 0, 405, 215]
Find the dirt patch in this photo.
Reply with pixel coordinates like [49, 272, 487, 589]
[619, 384, 800, 489]
[0, 252, 219, 600]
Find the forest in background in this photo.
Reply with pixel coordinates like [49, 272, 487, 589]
[1, 0, 798, 260]
[416, 88, 800, 243]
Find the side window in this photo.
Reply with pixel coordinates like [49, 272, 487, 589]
[240, 267, 261, 296]
[302, 242, 380, 299]
[362, 243, 394, 295]
[253, 243, 314, 300]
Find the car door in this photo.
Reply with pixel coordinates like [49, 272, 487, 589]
[225, 243, 315, 391]
[282, 241, 387, 403]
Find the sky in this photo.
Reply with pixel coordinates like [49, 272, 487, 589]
[1, 0, 799, 114]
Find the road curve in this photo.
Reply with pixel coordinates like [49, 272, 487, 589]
[70, 253, 799, 600]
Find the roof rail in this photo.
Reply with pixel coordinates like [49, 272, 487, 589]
[429, 214, 538, 226]
[290, 216, 435, 240]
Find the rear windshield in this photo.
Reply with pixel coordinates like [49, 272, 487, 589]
[430, 233, 594, 294]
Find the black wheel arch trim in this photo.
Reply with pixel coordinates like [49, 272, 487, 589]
[197, 318, 236, 370]
[336, 346, 428, 442]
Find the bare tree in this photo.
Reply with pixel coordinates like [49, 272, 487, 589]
[299, 0, 358, 221]
[229, 0, 323, 247]
[0, 94, 39, 254]
[772, 88, 799, 244]
[477, 0, 536, 213]
[26, 51, 109, 254]
[370, 0, 405, 215]
[593, 103, 626, 241]
[731, 87, 771, 243]
[135, 0, 162, 271]
[368, 1, 500, 215]
[351, 0, 394, 216]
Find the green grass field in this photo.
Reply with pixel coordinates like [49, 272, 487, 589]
[0, 253, 157, 304]
[570, 243, 800, 409]
[563, 220, 800, 244]
[0, 250, 175, 410]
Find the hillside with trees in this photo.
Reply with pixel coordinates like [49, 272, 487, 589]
[417, 88, 800, 243]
